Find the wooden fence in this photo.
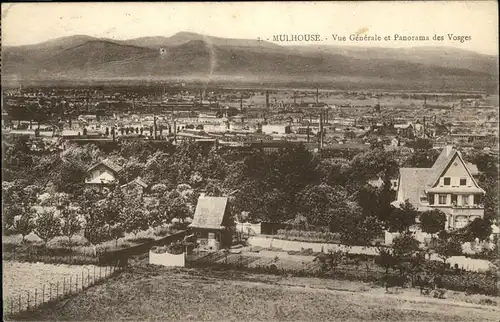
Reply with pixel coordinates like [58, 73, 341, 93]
[4, 264, 124, 320]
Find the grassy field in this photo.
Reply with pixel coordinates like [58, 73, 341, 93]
[3, 261, 117, 318]
[16, 263, 499, 321]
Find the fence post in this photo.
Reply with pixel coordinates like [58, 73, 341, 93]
[93, 266, 96, 282]
[57, 281, 59, 297]
[11, 299, 13, 316]
[35, 288, 37, 308]
[18, 294, 21, 314]
[70, 276, 72, 294]
[82, 271, 84, 290]
[49, 283, 52, 301]
[27, 291, 30, 311]
[76, 274, 78, 292]
[63, 278, 66, 295]
[100, 266, 102, 280]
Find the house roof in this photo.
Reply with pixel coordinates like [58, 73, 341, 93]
[465, 162, 479, 176]
[427, 148, 482, 189]
[121, 176, 148, 189]
[87, 159, 123, 173]
[398, 167, 434, 208]
[397, 146, 485, 209]
[189, 196, 228, 230]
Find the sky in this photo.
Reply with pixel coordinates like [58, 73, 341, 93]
[1, 1, 498, 55]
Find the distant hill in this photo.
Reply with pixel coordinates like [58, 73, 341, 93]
[290, 45, 498, 75]
[2, 32, 498, 91]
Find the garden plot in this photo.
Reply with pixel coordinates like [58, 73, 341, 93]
[3, 261, 112, 316]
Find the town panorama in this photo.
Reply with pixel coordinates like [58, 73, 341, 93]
[2, 5, 499, 322]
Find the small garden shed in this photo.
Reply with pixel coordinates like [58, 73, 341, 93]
[189, 196, 233, 251]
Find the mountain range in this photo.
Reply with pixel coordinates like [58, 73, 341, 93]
[2, 32, 498, 90]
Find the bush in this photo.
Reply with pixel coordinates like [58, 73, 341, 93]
[275, 229, 340, 242]
[47, 236, 91, 248]
[154, 226, 171, 237]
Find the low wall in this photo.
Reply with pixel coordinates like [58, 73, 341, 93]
[149, 251, 185, 267]
[236, 222, 262, 236]
[428, 254, 493, 272]
[248, 236, 378, 255]
[248, 236, 494, 273]
[98, 230, 187, 264]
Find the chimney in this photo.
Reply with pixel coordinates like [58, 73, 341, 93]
[444, 145, 453, 156]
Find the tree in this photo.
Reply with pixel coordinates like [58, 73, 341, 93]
[120, 198, 149, 239]
[296, 184, 351, 228]
[12, 211, 36, 243]
[35, 210, 62, 244]
[2, 181, 39, 232]
[60, 207, 82, 242]
[392, 232, 420, 279]
[375, 248, 397, 290]
[404, 149, 440, 168]
[348, 148, 399, 185]
[120, 157, 146, 184]
[386, 200, 419, 233]
[433, 237, 462, 273]
[109, 223, 125, 247]
[338, 213, 384, 247]
[463, 218, 493, 242]
[84, 220, 111, 246]
[407, 138, 433, 151]
[419, 209, 446, 236]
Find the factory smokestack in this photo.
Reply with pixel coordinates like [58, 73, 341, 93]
[319, 113, 324, 149]
[265, 91, 269, 109]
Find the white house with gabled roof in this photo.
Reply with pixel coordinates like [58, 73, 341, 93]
[394, 145, 485, 230]
[85, 159, 123, 185]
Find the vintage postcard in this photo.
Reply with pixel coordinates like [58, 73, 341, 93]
[2, 1, 499, 321]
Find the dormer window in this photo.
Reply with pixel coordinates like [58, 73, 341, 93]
[460, 178, 467, 186]
[443, 177, 451, 185]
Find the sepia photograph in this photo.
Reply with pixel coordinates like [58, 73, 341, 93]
[1, 1, 499, 321]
